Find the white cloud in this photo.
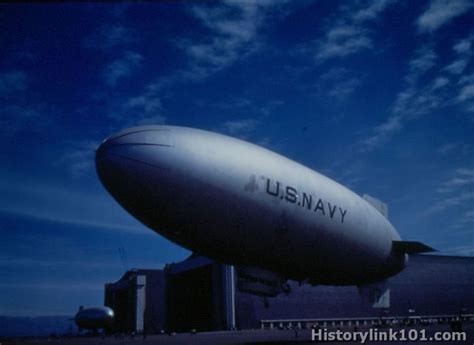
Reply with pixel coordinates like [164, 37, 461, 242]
[459, 73, 474, 85]
[109, 86, 167, 127]
[388, 30, 474, 128]
[0, 181, 150, 235]
[437, 142, 457, 154]
[352, 0, 395, 22]
[214, 97, 252, 109]
[392, 86, 440, 117]
[135, 114, 167, 126]
[440, 244, 474, 256]
[432, 76, 450, 89]
[314, 0, 395, 62]
[444, 59, 469, 74]
[59, 140, 99, 177]
[0, 72, 56, 138]
[222, 118, 260, 135]
[453, 37, 472, 54]
[327, 78, 361, 99]
[179, 1, 272, 80]
[0, 104, 49, 137]
[406, 46, 437, 83]
[426, 191, 474, 214]
[102, 51, 143, 87]
[0, 282, 103, 292]
[358, 115, 402, 151]
[457, 83, 474, 102]
[423, 168, 474, 217]
[124, 94, 166, 126]
[0, 257, 165, 271]
[417, 0, 474, 33]
[456, 168, 474, 176]
[360, 30, 473, 152]
[316, 26, 372, 60]
[125, 1, 280, 118]
[436, 176, 474, 193]
[317, 67, 362, 99]
[454, 57, 474, 107]
[0, 70, 28, 96]
[126, 95, 162, 114]
[84, 24, 137, 51]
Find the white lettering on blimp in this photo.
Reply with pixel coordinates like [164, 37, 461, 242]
[262, 177, 347, 223]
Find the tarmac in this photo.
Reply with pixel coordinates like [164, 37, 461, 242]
[2, 324, 473, 345]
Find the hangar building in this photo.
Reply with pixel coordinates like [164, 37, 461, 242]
[104, 254, 474, 334]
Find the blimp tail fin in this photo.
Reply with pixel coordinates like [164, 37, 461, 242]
[363, 194, 388, 218]
[393, 240, 436, 254]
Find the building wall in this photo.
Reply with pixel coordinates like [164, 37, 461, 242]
[234, 255, 474, 329]
[166, 264, 214, 332]
[144, 270, 166, 333]
[105, 255, 474, 333]
[104, 269, 166, 334]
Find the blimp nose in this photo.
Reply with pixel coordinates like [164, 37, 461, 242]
[95, 126, 175, 220]
[96, 126, 173, 175]
[96, 125, 174, 158]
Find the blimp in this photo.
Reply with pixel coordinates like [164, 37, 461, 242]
[96, 126, 434, 307]
[74, 306, 114, 332]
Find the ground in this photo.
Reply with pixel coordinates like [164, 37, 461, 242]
[2, 323, 473, 345]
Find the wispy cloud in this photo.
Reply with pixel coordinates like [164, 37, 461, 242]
[437, 142, 457, 155]
[352, 0, 396, 22]
[316, 26, 372, 61]
[391, 86, 441, 118]
[417, 0, 474, 33]
[358, 115, 402, 151]
[59, 140, 99, 177]
[426, 191, 474, 214]
[406, 46, 437, 82]
[359, 30, 474, 151]
[440, 244, 474, 256]
[211, 96, 285, 139]
[454, 36, 472, 53]
[0, 181, 150, 235]
[84, 24, 138, 51]
[436, 168, 474, 193]
[0, 70, 28, 96]
[451, 210, 474, 229]
[423, 168, 474, 218]
[314, 0, 395, 61]
[153, 1, 288, 88]
[432, 76, 450, 90]
[457, 81, 474, 102]
[100, 2, 280, 129]
[444, 59, 469, 74]
[222, 118, 260, 136]
[0, 282, 103, 292]
[106, 84, 167, 127]
[332, 166, 365, 190]
[316, 67, 362, 100]
[123, 92, 166, 125]
[0, 70, 55, 138]
[0, 105, 39, 131]
[177, 1, 273, 80]
[102, 51, 143, 87]
[0, 257, 164, 271]
[456, 68, 474, 111]
[219, 116, 276, 148]
[358, 83, 440, 151]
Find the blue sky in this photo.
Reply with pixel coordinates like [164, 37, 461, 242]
[0, 1, 473, 316]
